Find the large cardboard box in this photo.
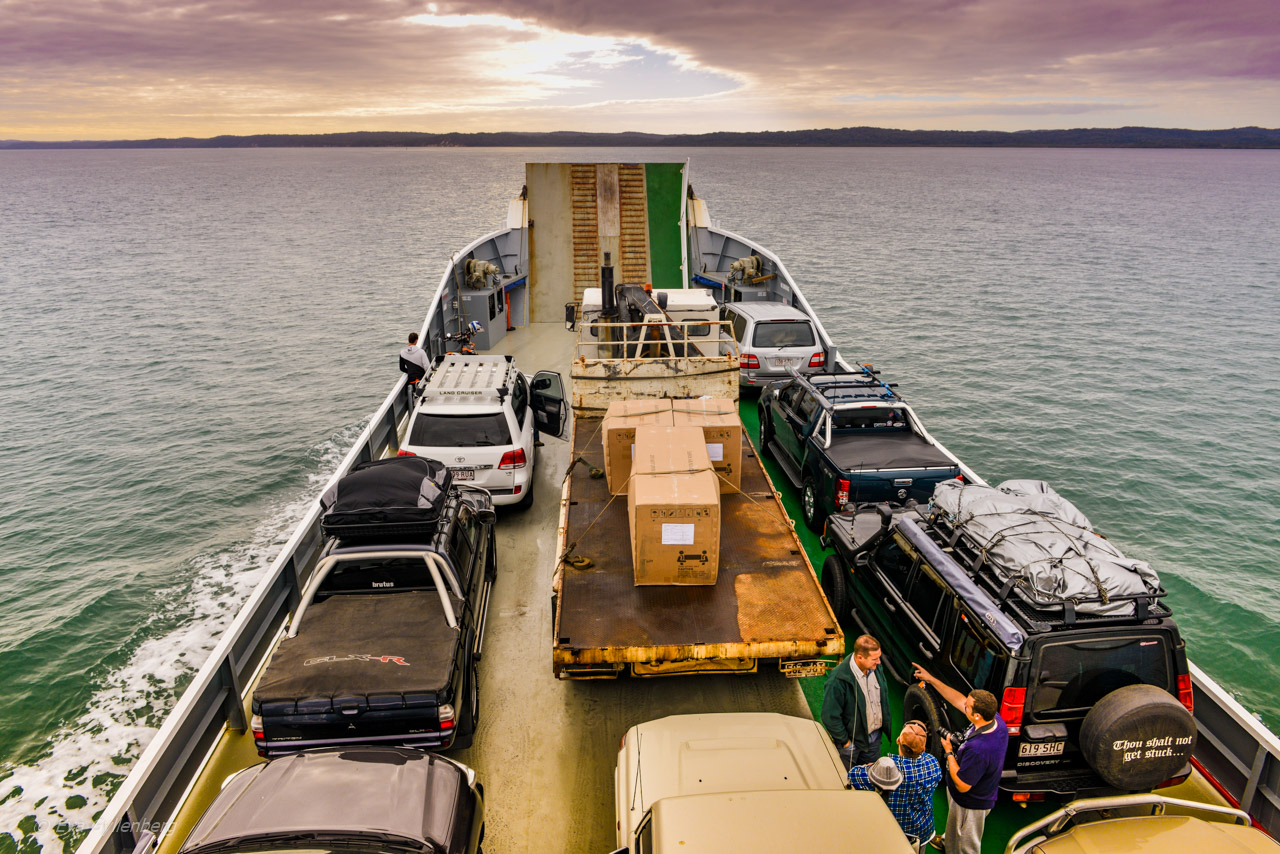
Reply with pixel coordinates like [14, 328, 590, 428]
[602, 399, 673, 495]
[628, 426, 720, 585]
[670, 398, 743, 494]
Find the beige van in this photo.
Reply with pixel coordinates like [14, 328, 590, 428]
[612, 712, 915, 854]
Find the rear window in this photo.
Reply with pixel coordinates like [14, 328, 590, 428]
[318, 556, 439, 596]
[410, 412, 511, 447]
[1030, 634, 1171, 716]
[833, 409, 907, 430]
[752, 321, 815, 349]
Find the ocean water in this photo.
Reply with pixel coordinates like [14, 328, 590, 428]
[1, 147, 1277, 850]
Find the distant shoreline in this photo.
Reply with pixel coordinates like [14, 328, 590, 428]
[4, 126, 1280, 150]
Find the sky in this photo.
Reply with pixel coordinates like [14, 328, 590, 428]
[2, 0, 1279, 141]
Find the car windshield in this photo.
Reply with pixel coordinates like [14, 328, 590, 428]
[1030, 634, 1171, 716]
[752, 320, 815, 348]
[187, 841, 435, 854]
[410, 412, 511, 447]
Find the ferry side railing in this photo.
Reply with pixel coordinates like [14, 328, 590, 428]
[1190, 661, 1280, 836]
[82, 378, 419, 854]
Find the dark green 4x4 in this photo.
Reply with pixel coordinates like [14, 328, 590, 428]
[820, 479, 1197, 798]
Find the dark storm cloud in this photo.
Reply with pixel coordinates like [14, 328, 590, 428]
[444, 0, 1280, 88]
[2, 0, 1278, 137]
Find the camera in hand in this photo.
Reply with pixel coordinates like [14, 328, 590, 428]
[937, 726, 969, 749]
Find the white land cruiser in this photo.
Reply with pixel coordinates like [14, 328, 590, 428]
[612, 713, 915, 854]
[401, 355, 567, 507]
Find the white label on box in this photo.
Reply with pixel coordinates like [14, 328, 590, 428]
[661, 523, 696, 545]
[706, 443, 724, 462]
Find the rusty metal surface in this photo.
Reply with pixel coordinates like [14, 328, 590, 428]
[555, 417, 843, 665]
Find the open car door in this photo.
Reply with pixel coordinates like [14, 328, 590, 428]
[530, 371, 569, 440]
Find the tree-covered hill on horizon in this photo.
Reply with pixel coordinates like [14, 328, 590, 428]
[4, 126, 1279, 149]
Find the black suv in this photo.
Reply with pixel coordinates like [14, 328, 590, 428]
[252, 457, 496, 756]
[820, 482, 1197, 797]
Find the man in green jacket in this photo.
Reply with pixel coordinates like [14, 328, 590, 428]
[821, 634, 893, 770]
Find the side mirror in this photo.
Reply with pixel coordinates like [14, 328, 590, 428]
[564, 302, 577, 331]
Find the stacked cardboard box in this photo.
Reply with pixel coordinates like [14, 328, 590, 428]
[628, 425, 720, 585]
[670, 398, 743, 494]
[602, 399, 674, 495]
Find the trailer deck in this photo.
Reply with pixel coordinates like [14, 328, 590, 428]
[553, 414, 843, 678]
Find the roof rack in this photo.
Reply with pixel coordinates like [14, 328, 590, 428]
[421, 354, 515, 405]
[789, 365, 900, 409]
[921, 511, 1171, 630]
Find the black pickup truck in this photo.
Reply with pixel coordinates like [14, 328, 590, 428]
[251, 457, 496, 757]
[758, 369, 962, 532]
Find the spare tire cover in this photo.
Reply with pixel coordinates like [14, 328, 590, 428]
[1078, 683, 1196, 790]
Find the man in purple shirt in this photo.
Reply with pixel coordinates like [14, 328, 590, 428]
[913, 663, 1009, 854]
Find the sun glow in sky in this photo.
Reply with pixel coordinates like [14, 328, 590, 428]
[1, 0, 1278, 140]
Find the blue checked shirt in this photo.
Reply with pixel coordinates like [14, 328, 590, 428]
[849, 753, 943, 844]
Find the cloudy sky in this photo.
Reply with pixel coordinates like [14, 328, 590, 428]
[3, 0, 1279, 141]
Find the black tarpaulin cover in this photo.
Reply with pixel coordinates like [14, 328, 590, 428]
[255, 591, 462, 712]
[321, 456, 451, 538]
[827, 432, 958, 471]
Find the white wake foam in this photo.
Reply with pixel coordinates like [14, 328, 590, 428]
[0, 423, 365, 853]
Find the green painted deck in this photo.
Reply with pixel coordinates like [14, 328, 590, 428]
[645, 163, 685, 289]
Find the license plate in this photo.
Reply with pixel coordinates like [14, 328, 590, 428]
[1019, 741, 1065, 757]
[770, 357, 798, 369]
[451, 468, 475, 481]
[780, 659, 833, 678]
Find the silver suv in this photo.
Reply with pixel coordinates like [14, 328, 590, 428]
[721, 302, 826, 387]
[401, 355, 567, 507]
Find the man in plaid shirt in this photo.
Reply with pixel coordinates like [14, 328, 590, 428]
[849, 721, 942, 852]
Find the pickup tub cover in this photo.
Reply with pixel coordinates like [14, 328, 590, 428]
[931, 479, 1161, 616]
[255, 591, 463, 711]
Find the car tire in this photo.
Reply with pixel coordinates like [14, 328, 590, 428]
[516, 483, 534, 510]
[904, 683, 947, 765]
[1079, 683, 1196, 790]
[802, 477, 825, 533]
[758, 406, 774, 460]
[452, 670, 480, 750]
[821, 554, 851, 621]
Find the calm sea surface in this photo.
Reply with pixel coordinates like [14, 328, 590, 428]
[1, 147, 1278, 849]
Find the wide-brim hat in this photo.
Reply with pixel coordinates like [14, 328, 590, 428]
[868, 756, 903, 791]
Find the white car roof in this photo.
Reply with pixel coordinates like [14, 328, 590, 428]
[727, 302, 812, 321]
[629, 712, 847, 817]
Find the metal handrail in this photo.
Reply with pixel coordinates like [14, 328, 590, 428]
[1006, 793, 1252, 854]
[574, 319, 738, 364]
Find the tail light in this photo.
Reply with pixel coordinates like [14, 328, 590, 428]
[741, 354, 759, 369]
[1177, 673, 1194, 713]
[808, 352, 825, 368]
[1000, 687, 1027, 735]
[438, 703, 456, 730]
[835, 479, 850, 508]
[251, 714, 265, 756]
[1011, 792, 1045, 802]
[397, 449, 416, 457]
[499, 448, 527, 470]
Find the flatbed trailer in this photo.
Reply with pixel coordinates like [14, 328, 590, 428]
[552, 411, 844, 679]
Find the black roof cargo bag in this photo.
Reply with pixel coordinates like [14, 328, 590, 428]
[321, 456, 452, 541]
